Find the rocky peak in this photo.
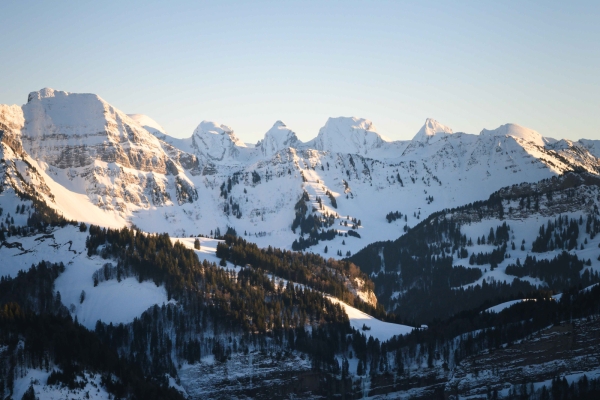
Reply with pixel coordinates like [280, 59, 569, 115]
[412, 118, 454, 144]
[313, 117, 385, 155]
[191, 121, 246, 161]
[256, 120, 300, 157]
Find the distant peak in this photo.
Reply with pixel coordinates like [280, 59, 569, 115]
[191, 120, 246, 160]
[480, 123, 544, 146]
[314, 116, 385, 155]
[323, 116, 374, 132]
[266, 120, 293, 135]
[258, 120, 300, 157]
[195, 120, 234, 135]
[412, 118, 453, 143]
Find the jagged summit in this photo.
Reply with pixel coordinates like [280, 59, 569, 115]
[272, 120, 286, 129]
[412, 118, 454, 144]
[314, 117, 385, 155]
[480, 123, 545, 147]
[27, 87, 64, 102]
[191, 120, 246, 161]
[1, 86, 600, 275]
[193, 121, 244, 145]
[256, 120, 300, 157]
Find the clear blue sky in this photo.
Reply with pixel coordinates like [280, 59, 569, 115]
[1, 1, 599, 142]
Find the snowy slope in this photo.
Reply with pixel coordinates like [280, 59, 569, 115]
[484, 299, 539, 313]
[12, 368, 111, 400]
[127, 113, 167, 136]
[579, 139, 600, 158]
[0, 226, 169, 330]
[326, 297, 413, 341]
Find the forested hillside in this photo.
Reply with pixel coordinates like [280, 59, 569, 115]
[350, 172, 600, 323]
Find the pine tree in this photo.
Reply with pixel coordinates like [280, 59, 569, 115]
[21, 385, 37, 400]
[357, 359, 364, 376]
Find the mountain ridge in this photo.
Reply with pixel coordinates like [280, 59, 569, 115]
[2, 88, 600, 398]
[1, 88, 599, 257]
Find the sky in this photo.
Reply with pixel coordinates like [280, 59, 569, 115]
[1, 1, 599, 143]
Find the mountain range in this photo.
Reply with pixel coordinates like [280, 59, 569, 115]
[1, 88, 599, 257]
[1, 88, 600, 399]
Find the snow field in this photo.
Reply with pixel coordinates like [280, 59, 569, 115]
[12, 368, 111, 400]
[326, 296, 413, 342]
[484, 299, 540, 314]
[0, 225, 170, 330]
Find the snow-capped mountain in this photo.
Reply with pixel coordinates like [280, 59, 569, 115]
[22, 88, 170, 172]
[480, 122, 548, 147]
[1, 88, 599, 257]
[190, 120, 248, 162]
[412, 117, 454, 144]
[3, 88, 600, 399]
[312, 116, 387, 155]
[256, 120, 300, 157]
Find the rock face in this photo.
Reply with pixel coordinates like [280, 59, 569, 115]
[21, 88, 172, 173]
[0, 104, 25, 154]
[0, 89, 203, 222]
